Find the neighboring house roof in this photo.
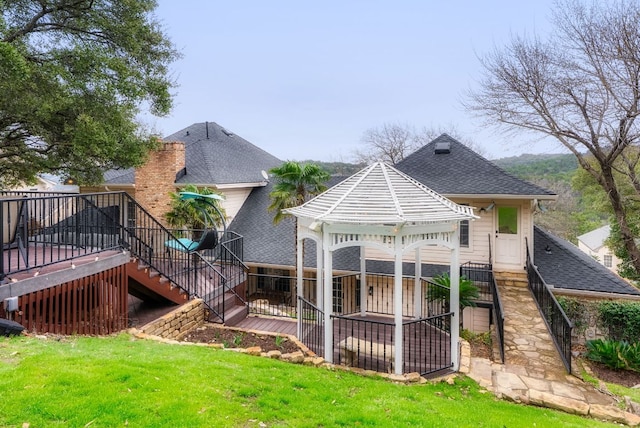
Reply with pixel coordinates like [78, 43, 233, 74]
[103, 121, 282, 186]
[286, 162, 477, 225]
[577, 225, 611, 252]
[534, 226, 639, 296]
[395, 134, 557, 198]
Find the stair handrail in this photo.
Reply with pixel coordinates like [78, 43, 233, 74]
[524, 237, 573, 373]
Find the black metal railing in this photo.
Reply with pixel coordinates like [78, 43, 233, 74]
[0, 192, 247, 323]
[333, 314, 396, 373]
[299, 296, 324, 356]
[460, 261, 493, 302]
[403, 314, 453, 375]
[247, 274, 316, 318]
[423, 277, 451, 319]
[332, 312, 453, 376]
[489, 270, 505, 363]
[525, 239, 572, 373]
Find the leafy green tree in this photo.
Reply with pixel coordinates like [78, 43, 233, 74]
[573, 155, 640, 280]
[0, 0, 180, 187]
[164, 185, 226, 238]
[268, 161, 330, 224]
[468, 0, 640, 277]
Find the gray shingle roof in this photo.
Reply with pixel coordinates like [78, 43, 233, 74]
[395, 134, 556, 197]
[230, 179, 454, 276]
[231, 177, 352, 268]
[577, 225, 610, 252]
[534, 226, 639, 296]
[103, 122, 281, 186]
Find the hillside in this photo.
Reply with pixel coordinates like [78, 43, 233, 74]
[493, 153, 578, 181]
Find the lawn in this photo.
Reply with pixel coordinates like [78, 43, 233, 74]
[0, 334, 616, 427]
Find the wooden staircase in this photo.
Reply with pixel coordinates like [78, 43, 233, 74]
[126, 261, 188, 305]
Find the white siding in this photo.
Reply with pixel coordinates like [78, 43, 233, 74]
[364, 197, 535, 273]
[219, 187, 253, 223]
[462, 307, 491, 333]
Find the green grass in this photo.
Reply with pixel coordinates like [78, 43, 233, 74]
[0, 334, 616, 427]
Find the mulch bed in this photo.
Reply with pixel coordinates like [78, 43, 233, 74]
[583, 360, 640, 388]
[181, 324, 301, 354]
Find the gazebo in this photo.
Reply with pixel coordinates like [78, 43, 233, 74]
[285, 162, 478, 375]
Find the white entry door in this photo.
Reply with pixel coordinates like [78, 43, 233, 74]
[495, 206, 521, 266]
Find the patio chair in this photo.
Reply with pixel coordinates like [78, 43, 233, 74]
[165, 229, 219, 254]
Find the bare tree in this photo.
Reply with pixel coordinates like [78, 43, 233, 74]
[354, 122, 482, 164]
[354, 123, 417, 164]
[467, 0, 640, 276]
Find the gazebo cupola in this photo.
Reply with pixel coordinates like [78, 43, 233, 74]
[285, 162, 478, 374]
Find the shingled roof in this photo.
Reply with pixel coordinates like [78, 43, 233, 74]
[534, 226, 639, 296]
[230, 177, 362, 269]
[395, 134, 556, 198]
[286, 162, 476, 225]
[103, 122, 281, 186]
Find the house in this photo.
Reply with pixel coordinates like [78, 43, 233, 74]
[577, 225, 621, 273]
[82, 121, 281, 225]
[5, 123, 640, 377]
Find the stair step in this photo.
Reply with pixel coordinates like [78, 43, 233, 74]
[223, 304, 249, 327]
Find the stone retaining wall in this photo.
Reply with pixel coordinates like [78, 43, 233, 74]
[138, 299, 205, 340]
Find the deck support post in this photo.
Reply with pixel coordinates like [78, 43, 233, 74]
[323, 230, 333, 363]
[414, 248, 422, 319]
[360, 246, 367, 317]
[393, 235, 403, 375]
[450, 226, 460, 371]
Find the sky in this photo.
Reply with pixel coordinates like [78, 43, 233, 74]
[142, 1, 564, 162]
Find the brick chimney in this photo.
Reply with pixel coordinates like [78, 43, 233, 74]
[134, 141, 185, 226]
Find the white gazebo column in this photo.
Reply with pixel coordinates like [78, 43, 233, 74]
[316, 235, 324, 309]
[393, 235, 403, 375]
[323, 231, 334, 362]
[450, 227, 461, 371]
[413, 247, 422, 319]
[296, 232, 304, 338]
[360, 245, 367, 317]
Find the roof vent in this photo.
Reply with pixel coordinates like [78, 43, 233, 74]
[221, 128, 233, 137]
[434, 141, 450, 154]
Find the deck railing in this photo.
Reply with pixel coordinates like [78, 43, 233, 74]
[299, 296, 324, 356]
[247, 274, 316, 318]
[525, 239, 572, 373]
[331, 312, 453, 376]
[460, 262, 493, 302]
[1, 192, 247, 322]
[403, 314, 453, 375]
[333, 314, 396, 373]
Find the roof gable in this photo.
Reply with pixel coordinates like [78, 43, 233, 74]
[167, 122, 281, 185]
[395, 134, 556, 198]
[577, 225, 610, 251]
[103, 122, 282, 186]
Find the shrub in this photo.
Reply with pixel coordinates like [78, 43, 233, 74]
[557, 296, 588, 336]
[428, 273, 479, 310]
[585, 339, 640, 371]
[598, 301, 640, 342]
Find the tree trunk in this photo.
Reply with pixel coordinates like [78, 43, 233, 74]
[601, 166, 640, 275]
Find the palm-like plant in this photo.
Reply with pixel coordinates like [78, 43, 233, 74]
[164, 184, 226, 238]
[268, 161, 330, 278]
[268, 161, 330, 224]
[427, 272, 479, 312]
